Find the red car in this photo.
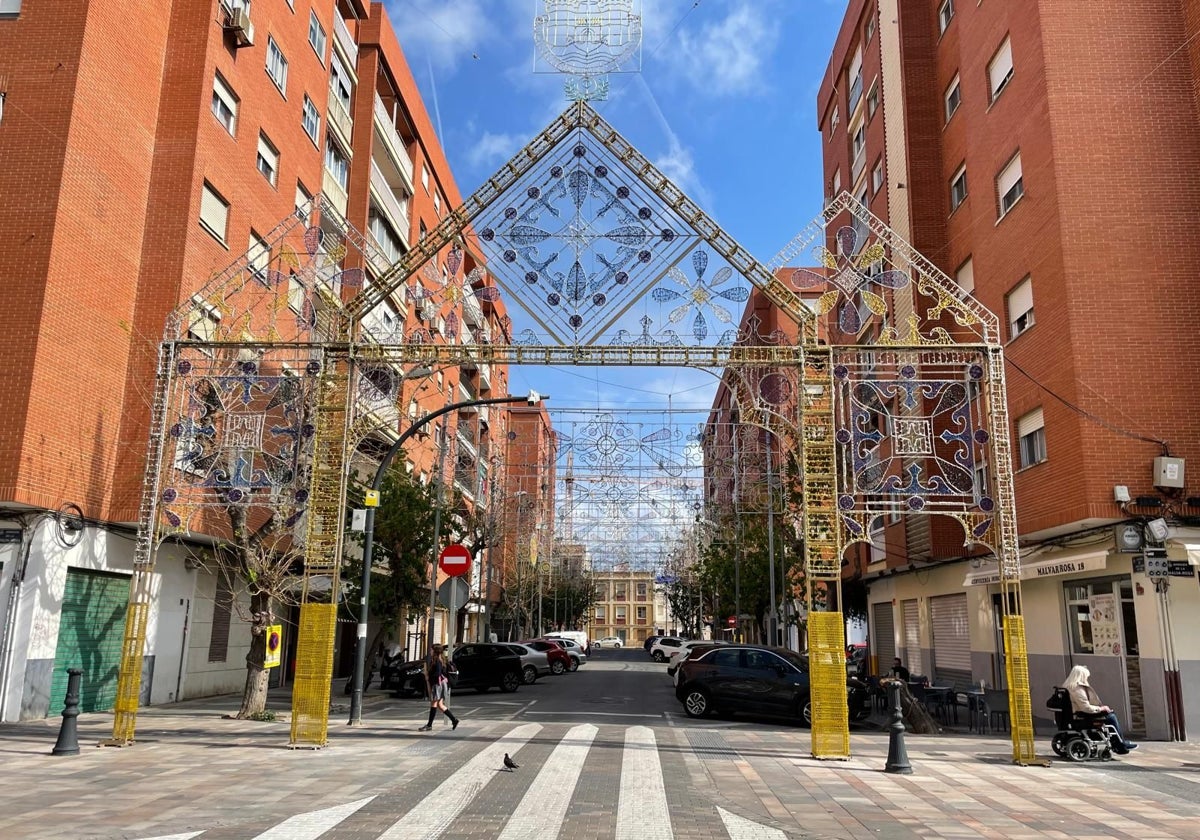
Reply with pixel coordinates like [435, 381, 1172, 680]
[521, 639, 573, 675]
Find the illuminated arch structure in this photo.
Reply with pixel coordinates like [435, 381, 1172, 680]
[109, 101, 1035, 764]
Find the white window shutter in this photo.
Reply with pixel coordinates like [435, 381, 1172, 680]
[956, 258, 975, 293]
[989, 38, 1014, 96]
[1007, 276, 1033, 320]
[998, 153, 1023, 197]
[1017, 407, 1044, 439]
[200, 183, 228, 239]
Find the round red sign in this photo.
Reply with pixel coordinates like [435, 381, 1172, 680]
[726, 616, 737, 627]
[438, 543, 471, 577]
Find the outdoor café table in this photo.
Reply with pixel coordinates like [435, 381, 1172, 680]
[926, 685, 958, 724]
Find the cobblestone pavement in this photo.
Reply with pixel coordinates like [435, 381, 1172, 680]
[4, 680, 1200, 839]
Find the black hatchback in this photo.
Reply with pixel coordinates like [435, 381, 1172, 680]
[675, 645, 871, 725]
[452, 643, 523, 693]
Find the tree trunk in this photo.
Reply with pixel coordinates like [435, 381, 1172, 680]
[236, 591, 272, 719]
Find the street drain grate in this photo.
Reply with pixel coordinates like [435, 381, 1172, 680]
[686, 729, 739, 760]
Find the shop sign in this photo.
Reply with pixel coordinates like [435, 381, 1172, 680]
[964, 551, 1108, 586]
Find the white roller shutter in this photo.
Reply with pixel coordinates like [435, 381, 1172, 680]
[902, 599, 924, 677]
[871, 601, 895, 675]
[930, 593, 971, 683]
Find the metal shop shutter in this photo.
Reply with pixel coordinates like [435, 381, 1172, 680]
[871, 601, 895, 674]
[930, 593, 971, 683]
[902, 599, 924, 677]
[49, 569, 131, 715]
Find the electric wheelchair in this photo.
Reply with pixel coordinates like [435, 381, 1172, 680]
[1047, 687, 1119, 762]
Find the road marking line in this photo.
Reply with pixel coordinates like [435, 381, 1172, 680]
[508, 698, 538, 719]
[716, 806, 787, 840]
[378, 723, 542, 839]
[617, 725, 673, 840]
[498, 724, 597, 840]
[250, 796, 374, 839]
[524, 710, 661, 717]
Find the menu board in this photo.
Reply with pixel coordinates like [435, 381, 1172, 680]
[1088, 593, 1121, 656]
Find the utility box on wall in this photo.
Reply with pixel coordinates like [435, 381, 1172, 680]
[1153, 456, 1186, 489]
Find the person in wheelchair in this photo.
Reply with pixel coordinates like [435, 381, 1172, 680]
[1062, 665, 1138, 754]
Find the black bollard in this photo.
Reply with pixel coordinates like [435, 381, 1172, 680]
[51, 668, 83, 756]
[884, 679, 913, 774]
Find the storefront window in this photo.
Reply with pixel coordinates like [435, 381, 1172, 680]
[1064, 578, 1135, 656]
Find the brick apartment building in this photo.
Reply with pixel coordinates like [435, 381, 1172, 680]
[816, 0, 1200, 738]
[0, 1, 509, 719]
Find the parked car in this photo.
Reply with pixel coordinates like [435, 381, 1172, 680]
[593, 636, 624, 649]
[501, 643, 551, 684]
[544, 631, 590, 652]
[384, 658, 429, 697]
[667, 639, 729, 669]
[675, 645, 871, 725]
[541, 636, 587, 669]
[521, 639, 573, 675]
[667, 642, 725, 685]
[452, 643, 523, 693]
[650, 636, 686, 662]
[644, 635, 663, 652]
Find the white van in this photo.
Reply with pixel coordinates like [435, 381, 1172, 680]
[545, 631, 590, 652]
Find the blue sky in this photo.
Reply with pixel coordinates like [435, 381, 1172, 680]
[384, 2, 845, 561]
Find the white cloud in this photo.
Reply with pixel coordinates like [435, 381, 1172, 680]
[663, 4, 779, 97]
[465, 131, 526, 171]
[386, 0, 491, 73]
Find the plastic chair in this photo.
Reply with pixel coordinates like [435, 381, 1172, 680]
[984, 688, 1010, 733]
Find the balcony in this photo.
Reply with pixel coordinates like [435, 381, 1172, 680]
[369, 158, 410, 241]
[373, 93, 415, 193]
[332, 13, 357, 68]
[478, 363, 492, 391]
[461, 287, 484, 328]
[327, 92, 353, 148]
[321, 169, 348, 216]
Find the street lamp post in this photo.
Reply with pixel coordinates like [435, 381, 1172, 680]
[348, 390, 546, 726]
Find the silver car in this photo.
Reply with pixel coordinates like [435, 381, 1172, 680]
[544, 637, 588, 669]
[502, 643, 551, 685]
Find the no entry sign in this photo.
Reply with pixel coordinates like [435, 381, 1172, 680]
[438, 543, 471, 577]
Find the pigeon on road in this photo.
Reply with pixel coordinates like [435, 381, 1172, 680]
[503, 753, 519, 771]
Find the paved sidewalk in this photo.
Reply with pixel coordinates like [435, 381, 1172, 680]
[2, 690, 1199, 840]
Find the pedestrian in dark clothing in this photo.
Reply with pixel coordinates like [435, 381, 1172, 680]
[420, 644, 459, 732]
[890, 658, 910, 681]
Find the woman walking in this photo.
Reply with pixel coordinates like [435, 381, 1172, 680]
[420, 644, 460, 731]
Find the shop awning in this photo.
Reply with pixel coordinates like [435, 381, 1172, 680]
[963, 549, 1109, 586]
[1167, 539, 1200, 565]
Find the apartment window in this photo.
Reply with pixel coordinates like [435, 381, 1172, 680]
[307, 11, 327, 63]
[330, 57, 352, 111]
[945, 74, 961, 122]
[872, 158, 884, 194]
[211, 73, 238, 135]
[0, 1, 22, 17]
[847, 47, 864, 114]
[866, 81, 879, 119]
[207, 575, 234, 663]
[199, 181, 229, 243]
[419, 220, 428, 242]
[997, 151, 1025, 218]
[186, 296, 221, 343]
[636, 606, 647, 621]
[636, 582, 647, 599]
[256, 133, 279, 187]
[595, 606, 606, 621]
[433, 192, 441, 214]
[248, 232, 270, 282]
[851, 120, 866, 161]
[615, 583, 627, 600]
[324, 137, 349, 189]
[266, 36, 289, 95]
[832, 168, 842, 197]
[949, 164, 968, 211]
[865, 15, 875, 44]
[988, 37, 1014, 102]
[295, 182, 312, 224]
[955, 257, 975, 294]
[288, 273, 305, 312]
[369, 209, 404, 264]
[830, 104, 839, 135]
[421, 164, 430, 192]
[938, 0, 954, 34]
[1016, 407, 1046, 468]
[301, 95, 321, 144]
[1006, 275, 1035, 338]
[615, 606, 627, 623]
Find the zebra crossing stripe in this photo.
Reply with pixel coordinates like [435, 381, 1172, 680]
[134, 834, 204, 840]
[497, 723, 598, 840]
[616, 726, 672, 840]
[377, 722, 542, 840]
[250, 796, 374, 839]
[717, 806, 788, 840]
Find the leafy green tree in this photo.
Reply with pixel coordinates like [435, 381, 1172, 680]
[343, 462, 456, 653]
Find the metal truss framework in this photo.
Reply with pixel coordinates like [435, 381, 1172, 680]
[109, 102, 1034, 764]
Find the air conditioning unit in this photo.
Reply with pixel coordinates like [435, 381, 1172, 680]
[225, 9, 254, 47]
[419, 301, 437, 322]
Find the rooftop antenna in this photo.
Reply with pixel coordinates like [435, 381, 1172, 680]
[533, 0, 643, 102]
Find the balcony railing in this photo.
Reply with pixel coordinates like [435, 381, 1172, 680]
[373, 93, 415, 191]
[370, 158, 410, 241]
[327, 92, 353, 146]
[321, 169, 348, 216]
[332, 13, 357, 67]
